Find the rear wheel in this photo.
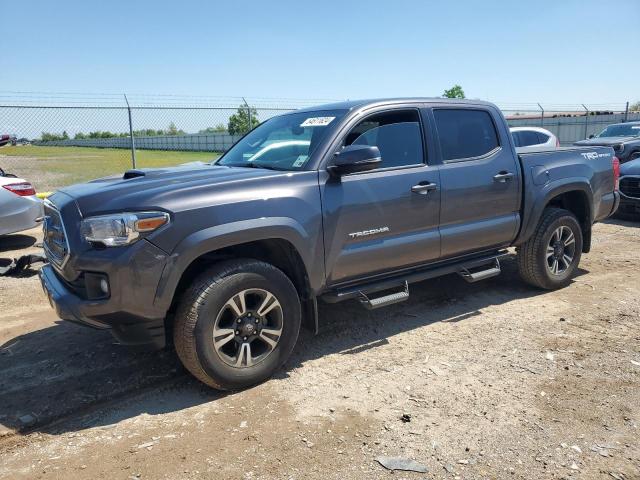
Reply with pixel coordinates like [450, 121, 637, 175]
[174, 259, 301, 390]
[517, 208, 583, 290]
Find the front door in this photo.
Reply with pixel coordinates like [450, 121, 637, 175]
[321, 108, 441, 285]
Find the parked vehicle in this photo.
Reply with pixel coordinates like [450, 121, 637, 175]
[39, 98, 620, 390]
[510, 126, 559, 152]
[574, 121, 640, 163]
[0, 170, 43, 236]
[0, 135, 12, 147]
[617, 157, 640, 219]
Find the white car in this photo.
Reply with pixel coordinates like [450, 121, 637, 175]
[0, 172, 43, 236]
[510, 127, 559, 153]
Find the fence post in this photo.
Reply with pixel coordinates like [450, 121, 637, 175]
[242, 97, 252, 134]
[624, 101, 629, 123]
[582, 104, 589, 139]
[537, 103, 544, 127]
[124, 94, 137, 169]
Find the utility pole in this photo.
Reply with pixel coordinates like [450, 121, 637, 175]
[124, 94, 137, 169]
[537, 103, 544, 127]
[624, 101, 629, 123]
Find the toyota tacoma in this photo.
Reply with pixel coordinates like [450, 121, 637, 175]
[40, 98, 620, 390]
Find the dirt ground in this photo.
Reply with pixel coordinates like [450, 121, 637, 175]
[0, 221, 638, 480]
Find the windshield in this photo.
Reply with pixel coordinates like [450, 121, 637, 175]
[217, 109, 347, 170]
[596, 123, 640, 138]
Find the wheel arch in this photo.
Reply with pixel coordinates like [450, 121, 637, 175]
[516, 179, 594, 253]
[154, 219, 321, 335]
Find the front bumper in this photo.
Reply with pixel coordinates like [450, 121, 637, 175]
[39, 260, 167, 350]
[617, 194, 640, 217]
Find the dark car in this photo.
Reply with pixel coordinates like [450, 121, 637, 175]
[574, 121, 640, 163]
[39, 98, 620, 390]
[617, 157, 640, 218]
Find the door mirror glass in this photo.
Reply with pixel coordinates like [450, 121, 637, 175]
[328, 145, 381, 176]
[588, 134, 595, 139]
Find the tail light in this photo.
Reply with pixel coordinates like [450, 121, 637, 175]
[555, 137, 560, 148]
[2, 182, 36, 196]
[612, 156, 620, 191]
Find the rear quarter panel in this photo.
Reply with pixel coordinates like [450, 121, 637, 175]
[515, 146, 615, 245]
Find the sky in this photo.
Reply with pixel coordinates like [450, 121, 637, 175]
[1, 0, 639, 108]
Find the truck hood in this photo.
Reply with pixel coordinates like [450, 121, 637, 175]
[57, 164, 285, 215]
[620, 157, 640, 176]
[574, 136, 637, 146]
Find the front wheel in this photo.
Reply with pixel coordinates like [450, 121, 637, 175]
[174, 259, 301, 390]
[517, 208, 583, 290]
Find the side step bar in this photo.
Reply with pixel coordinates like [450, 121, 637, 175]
[359, 282, 409, 310]
[458, 258, 501, 283]
[322, 250, 509, 304]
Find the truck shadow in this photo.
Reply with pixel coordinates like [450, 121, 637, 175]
[0, 255, 588, 438]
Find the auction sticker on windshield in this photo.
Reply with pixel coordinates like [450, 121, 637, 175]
[301, 116, 335, 127]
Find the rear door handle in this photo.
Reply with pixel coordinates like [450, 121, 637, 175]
[411, 182, 437, 195]
[493, 171, 514, 183]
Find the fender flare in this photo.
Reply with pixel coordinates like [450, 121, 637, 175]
[153, 217, 319, 312]
[514, 177, 594, 246]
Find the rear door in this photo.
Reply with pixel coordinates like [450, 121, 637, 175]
[430, 106, 521, 258]
[321, 107, 441, 285]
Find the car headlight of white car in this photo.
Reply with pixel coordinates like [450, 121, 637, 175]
[80, 212, 169, 247]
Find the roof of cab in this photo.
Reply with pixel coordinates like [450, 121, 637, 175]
[295, 97, 496, 114]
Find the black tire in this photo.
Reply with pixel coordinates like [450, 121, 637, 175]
[174, 259, 301, 390]
[517, 208, 583, 290]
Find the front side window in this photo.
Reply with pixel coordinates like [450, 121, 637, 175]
[217, 109, 347, 170]
[434, 109, 500, 161]
[343, 110, 424, 169]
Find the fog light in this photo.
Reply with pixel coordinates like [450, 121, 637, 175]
[84, 272, 110, 299]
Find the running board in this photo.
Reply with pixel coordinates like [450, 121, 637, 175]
[458, 259, 501, 283]
[359, 282, 409, 310]
[322, 250, 509, 304]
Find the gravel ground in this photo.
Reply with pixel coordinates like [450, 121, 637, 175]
[0, 221, 638, 479]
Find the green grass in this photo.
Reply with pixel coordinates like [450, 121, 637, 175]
[0, 145, 220, 192]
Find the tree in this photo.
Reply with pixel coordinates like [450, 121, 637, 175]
[228, 105, 259, 135]
[165, 122, 185, 136]
[442, 85, 465, 99]
[166, 122, 179, 135]
[40, 132, 68, 141]
[630, 101, 640, 112]
[199, 124, 227, 134]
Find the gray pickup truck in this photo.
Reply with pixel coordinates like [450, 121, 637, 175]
[574, 120, 640, 163]
[40, 98, 620, 390]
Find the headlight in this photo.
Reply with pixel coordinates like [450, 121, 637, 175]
[80, 212, 169, 247]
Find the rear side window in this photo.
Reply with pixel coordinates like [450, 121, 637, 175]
[536, 132, 550, 144]
[434, 109, 499, 161]
[345, 110, 424, 169]
[520, 130, 541, 147]
[511, 131, 522, 147]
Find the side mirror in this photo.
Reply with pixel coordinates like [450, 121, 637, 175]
[328, 145, 381, 176]
[588, 134, 595, 139]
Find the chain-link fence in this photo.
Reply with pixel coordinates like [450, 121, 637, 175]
[0, 93, 638, 192]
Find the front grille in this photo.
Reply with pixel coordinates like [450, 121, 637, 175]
[620, 176, 640, 200]
[43, 200, 70, 267]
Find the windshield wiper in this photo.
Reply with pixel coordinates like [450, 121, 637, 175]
[223, 162, 287, 171]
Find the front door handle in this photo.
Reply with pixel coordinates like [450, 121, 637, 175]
[411, 182, 437, 195]
[493, 171, 514, 183]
